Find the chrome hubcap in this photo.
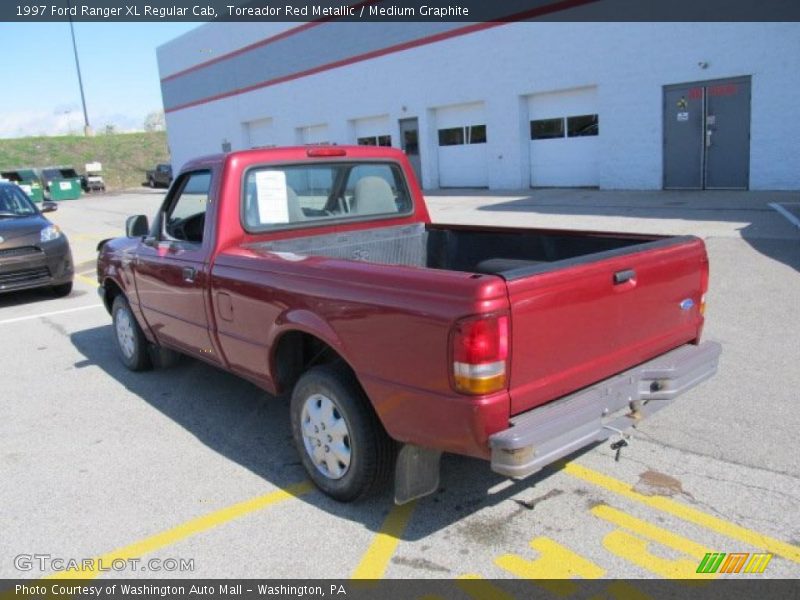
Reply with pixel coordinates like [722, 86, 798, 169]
[115, 309, 136, 359]
[300, 393, 351, 480]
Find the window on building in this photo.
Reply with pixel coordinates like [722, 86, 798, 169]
[567, 114, 599, 137]
[438, 126, 487, 146]
[467, 125, 487, 144]
[530, 118, 565, 140]
[357, 135, 392, 147]
[438, 127, 465, 146]
[403, 129, 418, 154]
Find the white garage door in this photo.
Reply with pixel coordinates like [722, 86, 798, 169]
[244, 117, 274, 148]
[436, 102, 488, 187]
[529, 86, 599, 187]
[353, 115, 392, 146]
[297, 124, 329, 145]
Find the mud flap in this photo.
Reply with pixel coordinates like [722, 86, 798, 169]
[394, 444, 442, 505]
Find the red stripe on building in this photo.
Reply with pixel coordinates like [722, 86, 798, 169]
[164, 0, 601, 113]
[160, 0, 382, 83]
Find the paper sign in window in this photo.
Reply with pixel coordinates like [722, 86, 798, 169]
[255, 170, 289, 224]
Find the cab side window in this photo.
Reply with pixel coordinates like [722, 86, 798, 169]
[164, 171, 211, 243]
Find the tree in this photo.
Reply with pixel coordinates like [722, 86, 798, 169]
[143, 110, 165, 132]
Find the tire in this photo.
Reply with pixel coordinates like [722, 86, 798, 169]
[51, 281, 73, 297]
[112, 295, 152, 371]
[290, 364, 395, 502]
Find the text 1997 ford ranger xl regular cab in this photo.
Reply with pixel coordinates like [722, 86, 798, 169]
[97, 146, 721, 504]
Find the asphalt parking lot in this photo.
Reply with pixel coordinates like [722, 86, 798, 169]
[1, 188, 799, 583]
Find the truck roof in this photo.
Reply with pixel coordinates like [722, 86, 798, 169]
[182, 145, 408, 173]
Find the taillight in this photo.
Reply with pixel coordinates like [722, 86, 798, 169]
[451, 314, 509, 395]
[700, 257, 709, 316]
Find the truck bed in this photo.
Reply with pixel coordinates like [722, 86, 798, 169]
[246, 222, 705, 416]
[246, 222, 673, 278]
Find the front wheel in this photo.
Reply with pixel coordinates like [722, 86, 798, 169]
[112, 295, 152, 371]
[290, 364, 395, 502]
[51, 281, 73, 297]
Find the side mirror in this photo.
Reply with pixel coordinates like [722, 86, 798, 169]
[126, 214, 149, 238]
[41, 201, 58, 213]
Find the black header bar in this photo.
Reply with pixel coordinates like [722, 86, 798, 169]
[4, 0, 800, 22]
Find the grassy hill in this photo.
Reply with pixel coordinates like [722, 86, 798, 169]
[0, 131, 169, 191]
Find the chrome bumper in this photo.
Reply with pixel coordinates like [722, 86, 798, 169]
[489, 341, 722, 478]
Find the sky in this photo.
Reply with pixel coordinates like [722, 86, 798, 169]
[0, 22, 199, 138]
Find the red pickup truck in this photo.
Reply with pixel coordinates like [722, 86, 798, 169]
[97, 146, 720, 504]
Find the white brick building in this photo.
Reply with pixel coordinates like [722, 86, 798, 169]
[157, 22, 800, 190]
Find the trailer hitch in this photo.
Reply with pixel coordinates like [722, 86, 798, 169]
[610, 438, 629, 462]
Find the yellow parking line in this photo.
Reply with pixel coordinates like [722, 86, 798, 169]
[45, 481, 313, 579]
[75, 273, 97, 287]
[351, 501, 416, 579]
[592, 504, 711, 578]
[564, 462, 800, 564]
[592, 504, 709, 559]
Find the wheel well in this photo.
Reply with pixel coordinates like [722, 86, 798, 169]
[273, 331, 348, 394]
[101, 279, 124, 313]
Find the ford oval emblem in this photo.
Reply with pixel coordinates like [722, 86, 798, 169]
[680, 298, 695, 310]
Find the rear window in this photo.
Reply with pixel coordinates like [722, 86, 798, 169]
[242, 162, 412, 231]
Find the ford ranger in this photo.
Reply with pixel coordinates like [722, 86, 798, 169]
[97, 146, 721, 504]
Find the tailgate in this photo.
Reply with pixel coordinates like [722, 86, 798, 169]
[507, 236, 707, 415]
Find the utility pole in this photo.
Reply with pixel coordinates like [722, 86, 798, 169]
[67, 0, 92, 136]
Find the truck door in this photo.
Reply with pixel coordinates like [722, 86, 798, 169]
[134, 170, 219, 362]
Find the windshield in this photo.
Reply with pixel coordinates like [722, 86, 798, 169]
[0, 185, 37, 217]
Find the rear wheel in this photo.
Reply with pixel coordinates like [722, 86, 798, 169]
[290, 364, 395, 501]
[112, 295, 152, 371]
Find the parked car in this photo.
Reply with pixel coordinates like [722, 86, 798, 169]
[1, 169, 45, 203]
[0, 182, 73, 296]
[96, 146, 720, 504]
[41, 167, 82, 201]
[145, 163, 172, 188]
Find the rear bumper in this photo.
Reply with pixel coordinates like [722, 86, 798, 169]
[489, 341, 722, 478]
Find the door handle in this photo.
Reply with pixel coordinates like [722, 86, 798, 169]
[182, 266, 196, 283]
[706, 130, 713, 147]
[613, 269, 636, 285]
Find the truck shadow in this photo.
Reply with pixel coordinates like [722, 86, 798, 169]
[432, 189, 800, 272]
[70, 324, 578, 540]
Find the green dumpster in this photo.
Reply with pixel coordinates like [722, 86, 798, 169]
[0, 169, 44, 202]
[42, 167, 82, 201]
